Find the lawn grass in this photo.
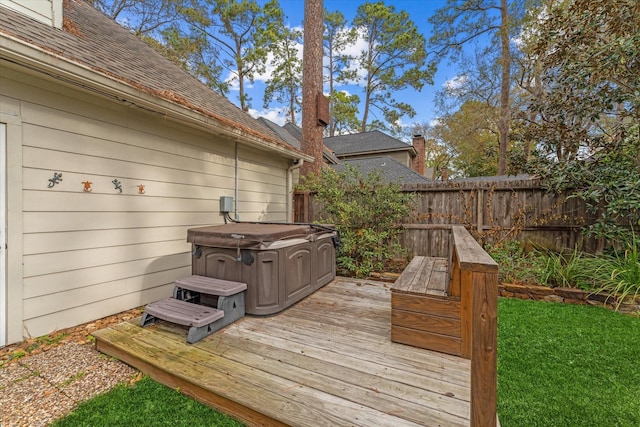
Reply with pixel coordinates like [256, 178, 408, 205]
[498, 298, 640, 426]
[52, 298, 639, 426]
[51, 376, 243, 427]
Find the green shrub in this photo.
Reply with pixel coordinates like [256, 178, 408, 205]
[489, 235, 640, 311]
[485, 241, 540, 285]
[532, 246, 598, 289]
[298, 166, 415, 278]
[592, 233, 640, 309]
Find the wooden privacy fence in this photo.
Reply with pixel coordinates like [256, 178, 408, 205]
[294, 176, 600, 252]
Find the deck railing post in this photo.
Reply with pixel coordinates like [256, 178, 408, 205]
[451, 226, 498, 427]
[470, 271, 498, 427]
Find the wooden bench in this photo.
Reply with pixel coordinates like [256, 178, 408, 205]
[391, 225, 499, 427]
[391, 255, 460, 355]
[141, 275, 247, 344]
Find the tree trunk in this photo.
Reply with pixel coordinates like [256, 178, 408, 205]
[301, 0, 324, 177]
[498, 0, 510, 175]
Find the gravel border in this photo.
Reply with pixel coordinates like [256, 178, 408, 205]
[0, 310, 142, 426]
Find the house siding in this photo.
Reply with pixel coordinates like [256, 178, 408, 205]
[0, 0, 62, 28]
[1, 65, 288, 340]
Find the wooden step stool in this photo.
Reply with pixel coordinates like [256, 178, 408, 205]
[141, 275, 247, 344]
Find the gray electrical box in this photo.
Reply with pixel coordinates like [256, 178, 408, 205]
[220, 196, 233, 213]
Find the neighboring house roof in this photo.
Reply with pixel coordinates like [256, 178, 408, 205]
[260, 118, 340, 165]
[0, 0, 309, 161]
[258, 118, 301, 149]
[324, 130, 417, 158]
[283, 123, 302, 142]
[332, 156, 430, 184]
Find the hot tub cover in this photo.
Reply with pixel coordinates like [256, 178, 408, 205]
[187, 223, 325, 248]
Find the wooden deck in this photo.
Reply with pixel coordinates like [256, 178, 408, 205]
[93, 278, 473, 426]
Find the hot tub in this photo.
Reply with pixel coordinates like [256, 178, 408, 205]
[187, 223, 337, 315]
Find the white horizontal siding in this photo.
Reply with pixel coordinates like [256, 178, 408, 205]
[1, 66, 290, 338]
[1, 0, 61, 28]
[23, 226, 191, 255]
[23, 253, 191, 299]
[23, 280, 178, 337]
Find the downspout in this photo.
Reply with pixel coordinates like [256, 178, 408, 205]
[234, 141, 239, 221]
[287, 158, 304, 222]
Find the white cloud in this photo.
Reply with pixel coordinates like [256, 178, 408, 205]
[443, 75, 468, 92]
[248, 106, 288, 125]
[333, 26, 369, 86]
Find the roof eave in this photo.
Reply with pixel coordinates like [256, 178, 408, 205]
[336, 147, 416, 158]
[0, 34, 312, 162]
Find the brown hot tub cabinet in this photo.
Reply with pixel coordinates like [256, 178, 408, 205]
[187, 223, 337, 315]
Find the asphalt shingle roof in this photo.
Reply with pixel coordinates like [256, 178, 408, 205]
[332, 156, 430, 184]
[258, 118, 301, 149]
[324, 130, 415, 157]
[0, 0, 301, 156]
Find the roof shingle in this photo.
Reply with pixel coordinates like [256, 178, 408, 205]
[324, 130, 416, 157]
[0, 0, 302, 156]
[332, 156, 430, 184]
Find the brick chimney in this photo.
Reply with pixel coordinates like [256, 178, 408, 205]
[412, 134, 426, 176]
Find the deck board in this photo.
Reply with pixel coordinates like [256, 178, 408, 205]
[94, 278, 472, 427]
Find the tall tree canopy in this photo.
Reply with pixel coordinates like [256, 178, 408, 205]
[262, 6, 303, 124]
[323, 10, 357, 136]
[428, 0, 528, 174]
[187, 0, 282, 112]
[353, 2, 433, 133]
[523, 0, 640, 241]
[329, 91, 361, 135]
[433, 100, 499, 177]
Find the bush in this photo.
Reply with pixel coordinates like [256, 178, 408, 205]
[593, 233, 640, 309]
[489, 235, 640, 311]
[485, 241, 540, 285]
[298, 166, 416, 277]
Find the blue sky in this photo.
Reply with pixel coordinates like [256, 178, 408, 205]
[235, 0, 459, 133]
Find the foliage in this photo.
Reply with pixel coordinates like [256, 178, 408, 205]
[326, 90, 361, 136]
[428, 0, 529, 174]
[485, 241, 540, 285]
[592, 234, 640, 310]
[532, 246, 597, 289]
[431, 100, 499, 177]
[91, 0, 228, 94]
[352, 2, 433, 133]
[323, 10, 358, 136]
[522, 0, 640, 240]
[498, 298, 640, 426]
[298, 166, 416, 278]
[405, 122, 452, 179]
[188, 0, 282, 112]
[489, 232, 640, 310]
[51, 376, 243, 426]
[262, 11, 303, 124]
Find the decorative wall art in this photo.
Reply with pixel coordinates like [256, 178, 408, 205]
[47, 172, 63, 188]
[112, 179, 123, 193]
